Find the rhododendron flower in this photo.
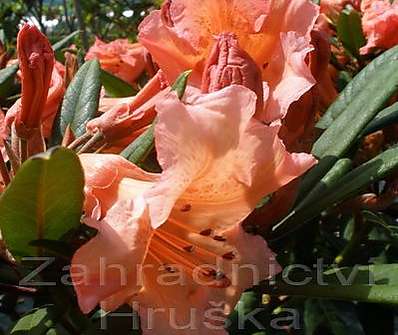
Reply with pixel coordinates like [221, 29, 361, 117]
[360, 0, 398, 54]
[139, 0, 319, 122]
[6, 61, 65, 138]
[86, 37, 148, 86]
[71, 85, 316, 332]
[14, 23, 54, 139]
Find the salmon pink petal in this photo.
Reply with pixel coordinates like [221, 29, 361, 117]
[139, 9, 202, 84]
[146, 85, 317, 230]
[261, 32, 316, 122]
[146, 85, 253, 228]
[79, 154, 156, 218]
[71, 199, 153, 314]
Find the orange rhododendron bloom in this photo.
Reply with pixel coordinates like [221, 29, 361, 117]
[139, 0, 319, 122]
[71, 85, 316, 332]
[86, 37, 148, 86]
[360, 0, 398, 54]
[14, 23, 54, 139]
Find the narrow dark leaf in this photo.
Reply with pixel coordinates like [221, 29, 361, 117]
[100, 69, 137, 98]
[362, 101, 398, 136]
[274, 146, 398, 238]
[52, 31, 79, 52]
[305, 299, 365, 335]
[52, 60, 101, 144]
[0, 63, 18, 98]
[265, 264, 398, 305]
[317, 45, 398, 129]
[298, 60, 398, 199]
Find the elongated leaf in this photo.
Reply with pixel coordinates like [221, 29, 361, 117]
[275, 146, 398, 237]
[100, 69, 137, 98]
[120, 123, 155, 164]
[0, 63, 18, 98]
[317, 45, 398, 129]
[56, 60, 101, 140]
[336, 7, 365, 58]
[275, 158, 352, 233]
[363, 101, 398, 136]
[299, 61, 398, 198]
[0, 147, 84, 258]
[52, 31, 79, 52]
[313, 62, 398, 158]
[304, 299, 365, 335]
[121, 70, 191, 164]
[264, 264, 398, 305]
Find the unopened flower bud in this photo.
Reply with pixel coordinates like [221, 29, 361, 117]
[201, 33, 264, 114]
[15, 23, 54, 139]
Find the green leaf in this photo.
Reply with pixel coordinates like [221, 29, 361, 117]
[336, 7, 366, 58]
[100, 69, 137, 98]
[362, 101, 398, 136]
[52, 31, 79, 52]
[274, 146, 398, 237]
[120, 123, 155, 165]
[304, 299, 365, 335]
[121, 70, 191, 165]
[313, 62, 398, 158]
[0, 147, 84, 258]
[0, 63, 18, 98]
[274, 158, 352, 235]
[265, 264, 398, 305]
[317, 45, 398, 129]
[54, 60, 101, 143]
[10, 306, 57, 335]
[172, 70, 191, 99]
[298, 60, 398, 199]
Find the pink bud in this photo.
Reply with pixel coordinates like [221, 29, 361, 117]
[201, 33, 264, 115]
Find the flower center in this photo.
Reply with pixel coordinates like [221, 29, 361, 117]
[146, 219, 234, 288]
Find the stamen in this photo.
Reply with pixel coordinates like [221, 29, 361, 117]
[67, 132, 93, 150]
[180, 204, 192, 212]
[155, 228, 219, 259]
[222, 251, 235, 260]
[147, 250, 163, 266]
[213, 235, 227, 242]
[77, 132, 105, 154]
[200, 228, 213, 236]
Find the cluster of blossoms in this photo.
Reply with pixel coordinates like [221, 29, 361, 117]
[1, 0, 398, 334]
